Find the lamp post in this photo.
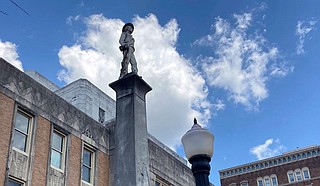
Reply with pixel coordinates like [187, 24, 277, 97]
[182, 118, 214, 186]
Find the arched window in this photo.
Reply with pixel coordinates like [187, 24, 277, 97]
[270, 174, 278, 186]
[287, 170, 295, 183]
[240, 180, 248, 186]
[295, 169, 302, 181]
[264, 176, 271, 186]
[257, 177, 263, 186]
[302, 167, 311, 180]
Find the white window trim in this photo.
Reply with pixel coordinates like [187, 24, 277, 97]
[257, 177, 263, 186]
[50, 129, 67, 172]
[81, 145, 95, 185]
[294, 169, 302, 181]
[287, 170, 295, 183]
[12, 109, 33, 156]
[264, 176, 271, 186]
[240, 180, 248, 186]
[8, 176, 25, 186]
[270, 174, 278, 186]
[302, 167, 311, 180]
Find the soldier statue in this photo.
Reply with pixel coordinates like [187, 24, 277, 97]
[119, 23, 138, 79]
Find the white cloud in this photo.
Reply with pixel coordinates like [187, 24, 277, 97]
[194, 10, 290, 109]
[0, 40, 23, 71]
[66, 15, 81, 25]
[250, 138, 285, 160]
[213, 99, 225, 111]
[58, 14, 211, 149]
[296, 20, 317, 55]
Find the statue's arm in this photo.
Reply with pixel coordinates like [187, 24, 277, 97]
[119, 33, 127, 46]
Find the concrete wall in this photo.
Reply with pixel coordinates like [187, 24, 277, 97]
[55, 79, 116, 124]
[25, 70, 60, 92]
[148, 136, 195, 186]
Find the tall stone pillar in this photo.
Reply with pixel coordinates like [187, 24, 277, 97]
[109, 73, 152, 186]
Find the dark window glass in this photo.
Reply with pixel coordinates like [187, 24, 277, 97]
[297, 154, 301, 160]
[274, 160, 277, 165]
[13, 131, 27, 151]
[13, 112, 30, 152]
[8, 179, 22, 186]
[51, 131, 64, 169]
[82, 165, 90, 182]
[82, 148, 93, 183]
[292, 155, 296, 160]
[302, 153, 306, 158]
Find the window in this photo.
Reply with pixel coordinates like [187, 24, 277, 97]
[302, 167, 310, 179]
[257, 178, 263, 186]
[98, 107, 105, 123]
[240, 181, 248, 186]
[12, 110, 33, 153]
[307, 152, 311, 157]
[50, 130, 66, 170]
[288, 171, 295, 183]
[8, 178, 23, 186]
[264, 177, 271, 186]
[271, 175, 278, 186]
[82, 146, 95, 184]
[295, 169, 302, 181]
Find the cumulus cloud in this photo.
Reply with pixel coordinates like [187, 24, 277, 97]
[0, 40, 23, 71]
[58, 14, 211, 149]
[296, 20, 317, 55]
[194, 9, 291, 109]
[250, 138, 285, 160]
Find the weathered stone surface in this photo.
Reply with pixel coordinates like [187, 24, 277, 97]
[110, 73, 152, 186]
[148, 135, 196, 186]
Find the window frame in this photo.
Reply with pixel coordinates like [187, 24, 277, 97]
[12, 109, 33, 155]
[50, 129, 67, 172]
[287, 170, 295, 183]
[8, 176, 24, 186]
[264, 176, 271, 186]
[240, 180, 248, 186]
[302, 167, 311, 180]
[257, 177, 263, 186]
[294, 169, 303, 181]
[270, 174, 278, 186]
[81, 145, 95, 185]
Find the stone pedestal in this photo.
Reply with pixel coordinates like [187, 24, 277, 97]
[109, 73, 152, 186]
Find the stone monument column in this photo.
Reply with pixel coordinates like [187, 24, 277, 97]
[109, 73, 152, 186]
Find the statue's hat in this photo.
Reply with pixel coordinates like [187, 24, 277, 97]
[122, 23, 134, 32]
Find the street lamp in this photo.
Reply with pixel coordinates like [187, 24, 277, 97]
[182, 118, 214, 186]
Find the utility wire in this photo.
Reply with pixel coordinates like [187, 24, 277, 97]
[0, 10, 8, 15]
[9, 0, 29, 15]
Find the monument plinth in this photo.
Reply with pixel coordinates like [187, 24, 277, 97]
[109, 72, 152, 186]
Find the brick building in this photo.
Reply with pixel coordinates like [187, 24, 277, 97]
[219, 145, 320, 186]
[0, 58, 196, 186]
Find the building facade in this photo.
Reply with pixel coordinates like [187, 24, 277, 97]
[0, 58, 195, 186]
[219, 145, 320, 186]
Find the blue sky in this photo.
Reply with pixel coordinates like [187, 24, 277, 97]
[1, 1, 320, 185]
